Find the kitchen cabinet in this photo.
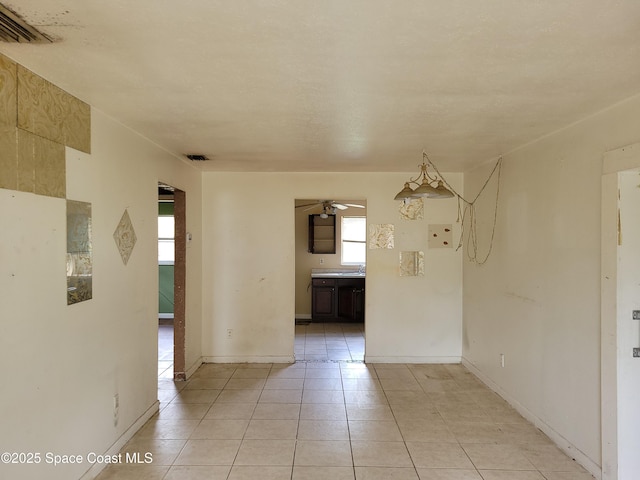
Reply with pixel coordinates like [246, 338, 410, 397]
[308, 214, 336, 254]
[311, 277, 365, 322]
[311, 278, 336, 319]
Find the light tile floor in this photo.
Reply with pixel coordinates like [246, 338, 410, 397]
[97, 337, 594, 480]
[294, 322, 365, 362]
[159, 323, 174, 379]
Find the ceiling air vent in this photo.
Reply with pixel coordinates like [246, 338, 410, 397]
[0, 4, 52, 43]
[185, 154, 209, 162]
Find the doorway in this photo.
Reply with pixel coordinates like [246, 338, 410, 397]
[601, 143, 640, 479]
[158, 183, 186, 381]
[294, 199, 367, 362]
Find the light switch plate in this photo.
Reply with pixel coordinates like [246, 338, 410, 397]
[633, 310, 640, 320]
[633, 348, 640, 358]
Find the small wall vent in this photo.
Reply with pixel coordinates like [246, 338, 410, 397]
[185, 154, 209, 161]
[0, 4, 52, 43]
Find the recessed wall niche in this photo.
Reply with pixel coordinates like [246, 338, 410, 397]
[67, 200, 92, 305]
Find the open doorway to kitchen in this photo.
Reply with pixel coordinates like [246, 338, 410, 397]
[294, 199, 367, 361]
[158, 183, 187, 380]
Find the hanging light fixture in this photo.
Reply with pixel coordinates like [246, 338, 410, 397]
[319, 203, 337, 219]
[394, 152, 455, 201]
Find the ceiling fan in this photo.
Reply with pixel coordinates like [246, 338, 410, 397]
[296, 200, 365, 217]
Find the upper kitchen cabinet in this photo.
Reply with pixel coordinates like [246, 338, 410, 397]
[308, 214, 336, 254]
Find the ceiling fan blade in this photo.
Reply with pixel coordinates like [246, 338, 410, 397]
[295, 202, 321, 209]
[333, 203, 349, 210]
[342, 203, 365, 208]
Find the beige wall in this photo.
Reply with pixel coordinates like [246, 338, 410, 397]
[0, 85, 202, 479]
[462, 93, 640, 477]
[202, 172, 463, 363]
[294, 199, 367, 318]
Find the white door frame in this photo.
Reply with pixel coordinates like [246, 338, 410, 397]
[601, 141, 640, 480]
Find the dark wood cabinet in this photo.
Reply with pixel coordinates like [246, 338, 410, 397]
[312, 277, 365, 322]
[308, 214, 336, 254]
[311, 278, 336, 319]
[338, 283, 365, 321]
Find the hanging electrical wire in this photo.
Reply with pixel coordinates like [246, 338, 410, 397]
[427, 156, 503, 265]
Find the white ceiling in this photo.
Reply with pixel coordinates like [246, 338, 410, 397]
[2, 1, 640, 172]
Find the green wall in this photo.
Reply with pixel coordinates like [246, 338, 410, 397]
[159, 264, 174, 314]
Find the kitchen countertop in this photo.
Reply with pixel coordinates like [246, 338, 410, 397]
[311, 268, 365, 278]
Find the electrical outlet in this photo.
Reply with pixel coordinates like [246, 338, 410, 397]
[227, 329, 233, 339]
[633, 310, 640, 320]
[633, 348, 640, 358]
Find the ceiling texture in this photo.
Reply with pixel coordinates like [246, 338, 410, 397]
[1, 1, 640, 172]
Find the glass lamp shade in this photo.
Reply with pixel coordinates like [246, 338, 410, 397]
[428, 180, 455, 198]
[394, 182, 416, 201]
[412, 178, 440, 197]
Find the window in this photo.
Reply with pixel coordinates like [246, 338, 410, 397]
[341, 216, 366, 265]
[158, 215, 175, 263]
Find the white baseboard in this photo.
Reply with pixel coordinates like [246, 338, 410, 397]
[462, 357, 601, 479]
[365, 355, 461, 364]
[202, 355, 295, 364]
[79, 400, 159, 480]
[185, 356, 203, 379]
[158, 313, 174, 319]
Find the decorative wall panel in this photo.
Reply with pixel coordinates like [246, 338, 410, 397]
[0, 55, 18, 190]
[17, 64, 91, 154]
[63, 94, 91, 153]
[0, 127, 17, 190]
[400, 251, 424, 277]
[0, 53, 90, 198]
[428, 224, 454, 248]
[67, 200, 92, 305]
[113, 209, 137, 265]
[369, 224, 394, 249]
[34, 134, 66, 198]
[18, 66, 65, 145]
[399, 198, 424, 220]
[0, 54, 17, 128]
[17, 129, 66, 198]
[16, 129, 35, 193]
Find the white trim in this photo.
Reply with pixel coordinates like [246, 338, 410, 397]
[79, 401, 159, 480]
[602, 141, 640, 174]
[600, 142, 640, 480]
[202, 355, 295, 364]
[185, 356, 203, 379]
[601, 170, 619, 480]
[158, 313, 174, 319]
[463, 357, 601, 478]
[364, 355, 461, 364]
